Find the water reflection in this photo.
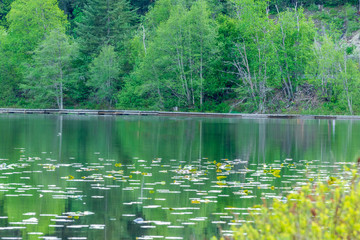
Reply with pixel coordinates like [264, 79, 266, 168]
[0, 115, 359, 239]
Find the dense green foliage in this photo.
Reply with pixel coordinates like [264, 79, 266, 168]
[1, 0, 360, 113]
[230, 169, 360, 239]
[88, 44, 120, 106]
[24, 29, 78, 109]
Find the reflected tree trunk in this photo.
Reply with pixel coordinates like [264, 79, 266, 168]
[198, 120, 202, 170]
[58, 115, 63, 162]
[258, 119, 266, 164]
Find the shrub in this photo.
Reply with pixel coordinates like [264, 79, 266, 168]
[230, 169, 360, 239]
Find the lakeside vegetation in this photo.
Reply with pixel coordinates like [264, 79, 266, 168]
[1, 0, 360, 114]
[222, 167, 360, 239]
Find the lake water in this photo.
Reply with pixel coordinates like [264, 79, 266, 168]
[0, 114, 359, 240]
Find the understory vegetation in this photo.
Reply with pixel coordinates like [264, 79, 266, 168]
[227, 168, 360, 239]
[1, 0, 360, 114]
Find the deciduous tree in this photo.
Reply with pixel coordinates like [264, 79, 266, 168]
[24, 29, 78, 109]
[88, 45, 120, 107]
[119, 0, 217, 110]
[6, 0, 67, 60]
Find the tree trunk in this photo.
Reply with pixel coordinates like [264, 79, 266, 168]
[152, 65, 164, 109]
[199, 38, 203, 109]
[242, 44, 258, 107]
[107, 55, 111, 106]
[59, 62, 64, 110]
[187, 28, 195, 106]
[176, 45, 191, 105]
[58, 42, 64, 110]
[107, 0, 110, 40]
[141, 25, 147, 55]
[60, 81, 63, 110]
[343, 56, 353, 115]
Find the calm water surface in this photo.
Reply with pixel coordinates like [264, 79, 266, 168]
[0, 115, 359, 239]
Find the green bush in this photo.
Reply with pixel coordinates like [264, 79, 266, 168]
[230, 169, 360, 239]
[307, 4, 319, 12]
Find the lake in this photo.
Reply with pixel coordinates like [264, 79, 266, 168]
[0, 114, 359, 239]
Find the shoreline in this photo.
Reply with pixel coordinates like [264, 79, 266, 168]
[0, 108, 359, 120]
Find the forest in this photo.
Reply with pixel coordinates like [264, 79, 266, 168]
[1, 0, 360, 114]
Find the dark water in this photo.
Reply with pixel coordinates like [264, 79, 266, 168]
[0, 115, 359, 239]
